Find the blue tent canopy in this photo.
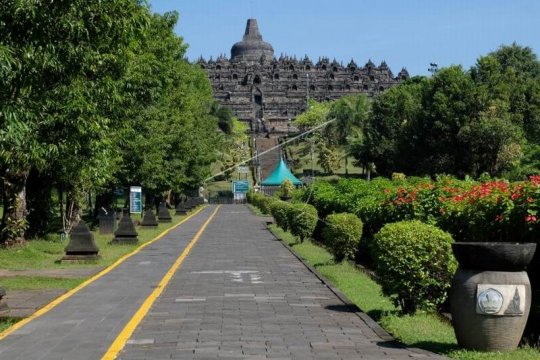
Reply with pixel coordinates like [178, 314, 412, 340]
[261, 158, 303, 186]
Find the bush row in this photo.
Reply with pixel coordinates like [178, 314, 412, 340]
[249, 188, 458, 314]
[300, 175, 540, 243]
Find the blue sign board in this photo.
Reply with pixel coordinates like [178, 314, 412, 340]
[232, 181, 249, 193]
[130, 186, 142, 214]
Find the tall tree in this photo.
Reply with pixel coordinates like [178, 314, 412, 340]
[326, 95, 370, 173]
[360, 77, 426, 176]
[0, 0, 147, 246]
[113, 12, 219, 204]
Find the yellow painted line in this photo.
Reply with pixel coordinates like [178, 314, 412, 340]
[101, 205, 220, 360]
[0, 206, 207, 341]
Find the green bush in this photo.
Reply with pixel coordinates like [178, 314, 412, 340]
[270, 200, 293, 231]
[259, 196, 276, 215]
[322, 213, 363, 262]
[248, 192, 276, 215]
[288, 203, 318, 242]
[371, 220, 457, 314]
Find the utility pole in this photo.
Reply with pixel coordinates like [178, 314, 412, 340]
[311, 139, 314, 180]
[306, 73, 310, 108]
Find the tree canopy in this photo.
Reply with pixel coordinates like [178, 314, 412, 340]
[360, 44, 540, 179]
[0, 2, 225, 246]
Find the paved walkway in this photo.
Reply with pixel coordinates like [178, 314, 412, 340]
[0, 205, 444, 359]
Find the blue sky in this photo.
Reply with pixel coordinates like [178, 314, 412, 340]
[149, 0, 540, 76]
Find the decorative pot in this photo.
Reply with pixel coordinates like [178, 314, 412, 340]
[524, 250, 540, 344]
[450, 242, 536, 351]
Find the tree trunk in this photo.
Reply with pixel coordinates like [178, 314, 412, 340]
[64, 191, 81, 235]
[1, 169, 30, 247]
[145, 193, 155, 211]
[26, 168, 53, 238]
[345, 156, 349, 176]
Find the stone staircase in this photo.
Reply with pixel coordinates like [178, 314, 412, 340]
[254, 137, 281, 183]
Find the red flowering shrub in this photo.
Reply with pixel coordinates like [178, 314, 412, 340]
[303, 174, 540, 244]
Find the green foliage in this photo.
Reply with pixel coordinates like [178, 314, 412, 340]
[270, 200, 293, 231]
[271, 224, 539, 360]
[0, 3, 226, 244]
[292, 99, 331, 129]
[316, 143, 341, 174]
[218, 118, 249, 180]
[372, 220, 457, 314]
[116, 12, 219, 195]
[247, 191, 276, 215]
[288, 203, 318, 242]
[280, 179, 295, 198]
[360, 45, 540, 179]
[322, 213, 363, 262]
[325, 95, 370, 172]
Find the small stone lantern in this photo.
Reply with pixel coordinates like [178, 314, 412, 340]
[62, 220, 100, 260]
[112, 210, 139, 244]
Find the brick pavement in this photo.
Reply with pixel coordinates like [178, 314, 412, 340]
[0, 205, 446, 359]
[118, 205, 445, 360]
[0, 206, 215, 360]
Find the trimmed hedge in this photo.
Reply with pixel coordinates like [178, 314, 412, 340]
[270, 200, 293, 231]
[289, 203, 318, 242]
[322, 213, 363, 262]
[247, 191, 276, 215]
[371, 220, 457, 314]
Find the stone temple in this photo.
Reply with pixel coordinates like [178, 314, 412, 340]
[198, 19, 409, 135]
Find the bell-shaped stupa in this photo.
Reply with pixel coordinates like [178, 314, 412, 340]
[231, 19, 274, 62]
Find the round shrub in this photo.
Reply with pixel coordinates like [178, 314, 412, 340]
[371, 220, 457, 314]
[288, 203, 318, 242]
[270, 200, 293, 231]
[258, 196, 276, 215]
[322, 213, 363, 262]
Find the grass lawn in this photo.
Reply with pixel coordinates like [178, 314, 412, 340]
[1, 277, 86, 291]
[0, 212, 193, 271]
[0, 209, 201, 298]
[0, 319, 18, 333]
[268, 224, 540, 360]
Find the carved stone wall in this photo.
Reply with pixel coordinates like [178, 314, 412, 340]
[198, 19, 409, 135]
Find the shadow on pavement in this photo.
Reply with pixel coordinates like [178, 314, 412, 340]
[405, 341, 459, 355]
[325, 304, 357, 313]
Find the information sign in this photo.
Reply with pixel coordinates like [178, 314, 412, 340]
[129, 186, 142, 214]
[237, 165, 249, 174]
[232, 180, 249, 193]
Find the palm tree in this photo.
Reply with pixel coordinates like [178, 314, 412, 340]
[326, 95, 371, 174]
[210, 101, 234, 134]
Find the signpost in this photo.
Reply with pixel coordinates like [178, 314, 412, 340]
[232, 181, 249, 193]
[237, 165, 249, 174]
[232, 181, 249, 204]
[129, 186, 142, 214]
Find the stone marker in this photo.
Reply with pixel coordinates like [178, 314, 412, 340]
[0, 287, 8, 314]
[62, 220, 100, 261]
[112, 210, 139, 244]
[157, 203, 172, 222]
[175, 202, 187, 216]
[98, 208, 116, 234]
[184, 197, 194, 211]
[140, 209, 158, 227]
